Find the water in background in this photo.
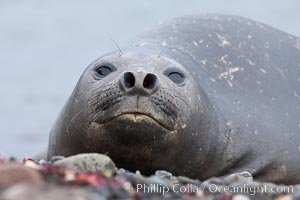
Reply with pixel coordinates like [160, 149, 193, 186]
[0, 0, 299, 158]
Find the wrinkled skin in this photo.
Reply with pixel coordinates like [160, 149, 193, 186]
[48, 14, 300, 184]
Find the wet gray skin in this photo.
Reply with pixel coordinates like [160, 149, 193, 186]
[48, 14, 300, 184]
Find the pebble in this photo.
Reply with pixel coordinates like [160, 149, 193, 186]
[232, 194, 251, 200]
[177, 175, 201, 185]
[225, 171, 253, 184]
[292, 185, 300, 199]
[276, 195, 293, 200]
[0, 153, 299, 200]
[154, 170, 172, 180]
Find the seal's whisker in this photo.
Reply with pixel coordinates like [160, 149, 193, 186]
[150, 97, 178, 122]
[111, 39, 124, 56]
[157, 49, 164, 59]
[160, 87, 192, 111]
[90, 82, 117, 94]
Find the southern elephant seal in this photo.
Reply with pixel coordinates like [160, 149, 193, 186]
[48, 14, 300, 184]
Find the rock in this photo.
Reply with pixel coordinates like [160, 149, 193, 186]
[202, 177, 224, 187]
[38, 159, 48, 165]
[54, 153, 117, 177]
[117, 169, 149, 186]
[177, 176, 201, 185]
[0, 163, 44, 189]
[225, 171, 253, 184]
[88, 186, 132, 200]
[146, 176, 168, 186]
[0, 183, 99, 200]
[276, 195, 293, 200]
[292, 185, 300, 199]
[154, 170, 172, 180]
[0, 154, 297, 199]
[232, 194, 251, 200]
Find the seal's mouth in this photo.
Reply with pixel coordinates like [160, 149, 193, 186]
[96, 112, 172, 131]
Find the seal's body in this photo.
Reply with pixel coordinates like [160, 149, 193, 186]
[48, 15, 300, 184]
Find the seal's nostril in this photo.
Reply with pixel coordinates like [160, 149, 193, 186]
[124, 72, 135, 88]
[143, 73, 157, 90]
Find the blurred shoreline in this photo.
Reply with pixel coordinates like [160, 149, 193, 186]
[0, 0, 299, 158]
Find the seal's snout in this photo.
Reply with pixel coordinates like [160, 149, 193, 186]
[119, 71, 159, 95]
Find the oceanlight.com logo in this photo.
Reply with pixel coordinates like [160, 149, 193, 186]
[207, 184, 293, 196]
[136, 183, 294, 196]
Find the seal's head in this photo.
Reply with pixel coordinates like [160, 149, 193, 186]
[48, 47, 219, 176]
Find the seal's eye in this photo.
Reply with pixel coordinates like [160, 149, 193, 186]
[95, 65, 113, 78]
[168, 72, 185, 84]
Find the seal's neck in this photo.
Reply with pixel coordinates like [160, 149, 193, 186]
[197, 90, 233, 178]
